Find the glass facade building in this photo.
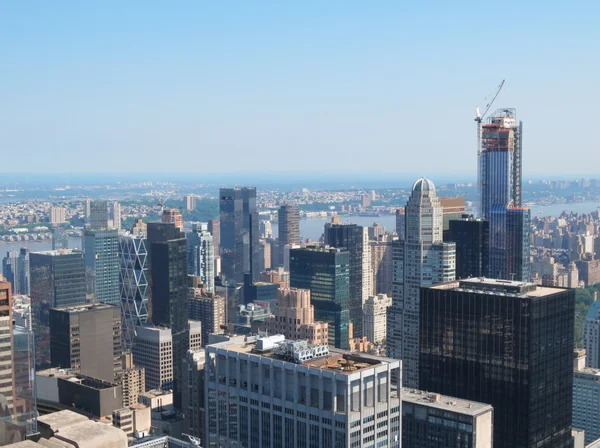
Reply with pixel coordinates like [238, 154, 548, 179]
[220, 187, 260, 284]
[30, 250, 86, 368]
[147, 222, 188, 409]
[119, 233, 149, 350]
[420, 278, 574, 448]
[83, 228, 120, 305]
[2, 248, 29, 296]
[290, 247, 350, 349]
[324, 223, 365, 338]
[489, 205, 531, 281]
[187, 222, 215, 294]
[446, 215, 489, 279]
[278, 204, 300, 263]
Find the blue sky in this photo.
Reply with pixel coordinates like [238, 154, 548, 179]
[1, 1, 599, 177]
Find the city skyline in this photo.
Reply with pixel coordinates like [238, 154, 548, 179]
[1, 2, 599, 175]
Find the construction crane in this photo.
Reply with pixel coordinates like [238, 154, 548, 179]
[152, 186, 176, 214]
[475, 79, 505, 216]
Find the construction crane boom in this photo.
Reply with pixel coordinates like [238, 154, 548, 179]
[475, 79, 505, 217]
[153, 186, 176, 214]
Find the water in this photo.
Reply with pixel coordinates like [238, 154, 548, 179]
[0, 237, 82, 255]
[528, 202, 600, 218]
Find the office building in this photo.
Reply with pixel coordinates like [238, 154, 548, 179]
[584, 299, 600, 369]
[49, 303, 122, 383]
[396, 208, 405, 240]
[187, 222, 215, 294]
[147, 222, 188, 408]
[489, 204, 531, 281]
[420, 278, 575, 448]
[207, 219, 220, 257]
[387, 177, 456, 388]
[50, 206, 66, 225]
[324, 222, 367, 337]
[260, 220, 273, 239]
[182, 349, 205, 444]
[402, 389, 493, 448]
[447, 215, 489, 279]
[10, 324, 36, 443]
[112, 405, 151, 437]
[290, 246, 351, 349]
[440, 197, 467, 230]
[205, 335, 401, 448]
[188, 289, 226, 346]
[363, 293, 391, 344]
[263, 288, 328, 345]
[185, 194, 196, 211]
[52, 226, 69, 250]
[36, 369, 122, 419]
[0, 276, 14, 418]
[89, 199, 109, 229]
[30, 249, 86, 367]
[573, 349, 600, 445]
[83, 228, 120, 305]
[119, 231, 149, 350]
[2, 248, 29, 296]
[161, 208, 183, 231]
[278, 204, 300, 263]
[132, 325, 174, 391]
[370, 237, 393, 296]
[109, 201, 121, 230]
[219, 187, 260, 283]
[260, 267, 290, 288]
[121, 352, 145, 408]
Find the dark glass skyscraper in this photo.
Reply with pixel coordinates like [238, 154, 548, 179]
[447, 215, 489, 279]
[2, 248, 29, 296]
[290, 246, 350, 349]
[30, 249, 86, 368]
[147, 222, 188, 409]
[88, 199, 109, 230]
[420, 278, 574, 448]
[489, 205, 531, 281]
[278, 204, 299, 263]
[324, 223, 365, 337]
[220, 187, 260, 284]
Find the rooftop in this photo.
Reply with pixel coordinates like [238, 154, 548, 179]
[430, 277, 563, 298]
[402, 389, 493, 417]
[210, 334, 396, 374]
[30, 249, 81, 256]
[52, 303, 117, 314]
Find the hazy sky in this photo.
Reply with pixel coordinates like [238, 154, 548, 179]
[1, 1, 598, 176]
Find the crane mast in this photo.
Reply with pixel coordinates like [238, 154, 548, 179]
[475, 79, 505, 217]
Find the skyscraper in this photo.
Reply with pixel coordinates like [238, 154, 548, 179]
[49, 303, 122, 383]
[161, 208, 183, 231]
[447, 215, 489, 279]
[362, 293, 391, 344]
[188, 289, 225, 346]
[479, 109, 522, 217]
[572, 349, 600, 445]
[83, 228, 120, 305]
[488, 205, 531, 281]
[109, 201, 121, 230]
[420, 278, 574, 448]
[370, 236, 393, 296]
[119, 231, 149, 350]
[88, 199, 109, 229]
[386, 177, 456, 388]
[147, 222, 188, 408]
[219, 187, 260, 283]
[278, 204, 299, 263]
[324, 222, 366, 337]
[187, 222, 215, 294]
[290, 247, 350, 349]
[185, 194, 196, 211]
[479, 109, 530, 281]
[207, 219, 220, 256]
[583, 298, 600, 369]
[0, 276, 14, 416]
[50, 206, 67, 225]
[2, 248, 29, 296]
[30, 249, 87, 367]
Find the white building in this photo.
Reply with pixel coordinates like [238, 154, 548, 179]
[188, 222, 215, 294]
[50, 206, 66, 225]
[363, 293, 391, 344]
[109, 201, 121, 230]
[387, 177, 455, 388]
[361, 227, 372, 306]
[205, 335, 401, 447]
[573, 349, 600, 445]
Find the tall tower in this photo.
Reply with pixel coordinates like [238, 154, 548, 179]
[187, 222, 215, 294]
[386, 177, 455, 388]
[278, 204, 300, 263]
[88, 199, 109, 229]
[147, 222, 188, 408]
[109, 201, 121, 230]
[219, 187, 260, 284]
[324, 223, 366, 337]
[0, 276, 14, 416]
